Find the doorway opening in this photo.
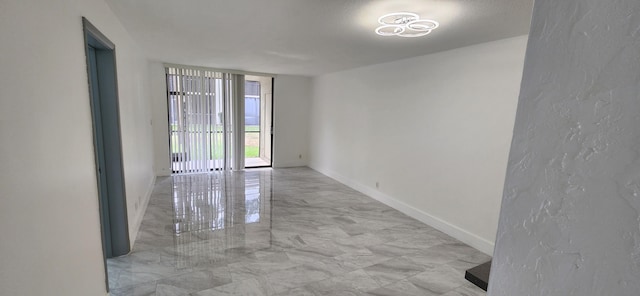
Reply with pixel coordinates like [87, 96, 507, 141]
[244, 76, 272, 168]
[83, 17, 130, 291]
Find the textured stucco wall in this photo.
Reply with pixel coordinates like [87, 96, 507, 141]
[489, 1, 640, 295]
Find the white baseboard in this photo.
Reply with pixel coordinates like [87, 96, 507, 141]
[273, 161, 307, 168]
[309, 166, 495, 255]
[129, 175, 156, 249]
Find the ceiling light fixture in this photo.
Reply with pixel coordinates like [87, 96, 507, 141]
[375, 12, 439, 38]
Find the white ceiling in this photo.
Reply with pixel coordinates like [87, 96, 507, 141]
[107, 0, 533, 76]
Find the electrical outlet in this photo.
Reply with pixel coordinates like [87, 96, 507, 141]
[299, 154, 302, 159]
[375, 182, 379, 189]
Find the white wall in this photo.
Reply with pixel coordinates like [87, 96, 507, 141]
[308, 36, 527, 254]
[150, 61, 172, 176]
[489, 1, 640, 295]
[273, 75, 312, 167]
[151, 72, 311, 174]
[0, 0, 155, 295]
[118, 30, 156, 249]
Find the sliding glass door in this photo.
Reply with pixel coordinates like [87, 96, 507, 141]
[166, 66, 273, 173]
[244, 76, 272, 168]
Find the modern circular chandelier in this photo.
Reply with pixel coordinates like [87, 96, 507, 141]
[375, 12, 439, 38]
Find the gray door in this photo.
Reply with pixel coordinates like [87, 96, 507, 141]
[83, 18, 130, 263]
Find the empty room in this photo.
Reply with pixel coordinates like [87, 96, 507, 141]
[2, 0, 640, 296]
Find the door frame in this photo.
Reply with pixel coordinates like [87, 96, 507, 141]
[82, 17, 130, 291]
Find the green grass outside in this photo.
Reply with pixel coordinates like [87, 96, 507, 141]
[171, 125, 260, 158]
[245, 146, 259, 158]
[245, 125, 260, 132]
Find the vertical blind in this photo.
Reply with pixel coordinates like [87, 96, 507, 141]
[166, 66, 245, 173]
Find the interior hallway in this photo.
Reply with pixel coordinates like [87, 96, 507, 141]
[108, 167, 488, 295]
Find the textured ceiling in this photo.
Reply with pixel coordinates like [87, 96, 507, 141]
[107, 0, 533, 76]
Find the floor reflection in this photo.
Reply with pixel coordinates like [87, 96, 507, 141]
[172, 170, 271, 233]
[107, 168, 490, 296]
[170, 170, 273, 269]
[107, 169, 274, 292]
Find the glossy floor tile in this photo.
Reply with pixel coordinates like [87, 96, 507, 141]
[108, 167, 489, 296]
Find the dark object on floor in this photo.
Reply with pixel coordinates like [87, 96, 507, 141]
[465, 260, 491, 291]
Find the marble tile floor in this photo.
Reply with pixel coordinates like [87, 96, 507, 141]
[108, 167, 489, 296]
